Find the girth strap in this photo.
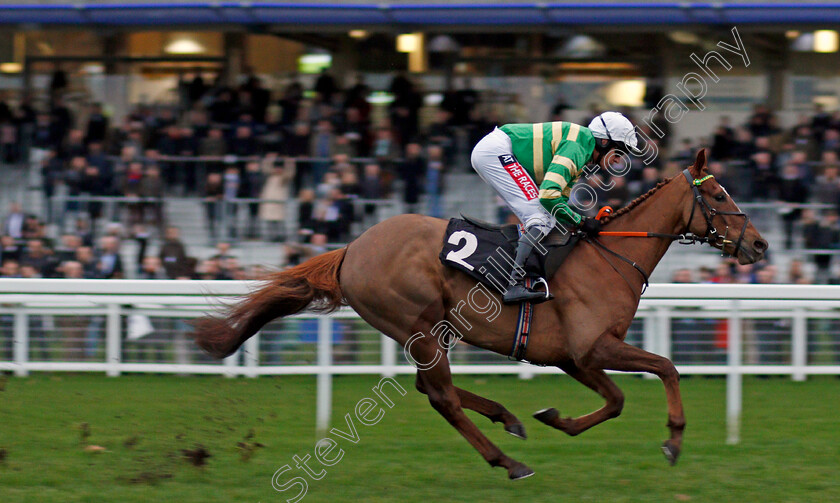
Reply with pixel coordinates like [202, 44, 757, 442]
[509, 278, 535, 362]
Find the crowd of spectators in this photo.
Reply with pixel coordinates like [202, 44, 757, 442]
[0, 199, 289, 281]
[5, 68, 840, 280]
[0, 70, 483, 248]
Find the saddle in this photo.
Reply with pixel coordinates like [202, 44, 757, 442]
[439, 216, 580, 295]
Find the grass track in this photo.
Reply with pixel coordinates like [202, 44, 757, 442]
[0, 374, 838, 502]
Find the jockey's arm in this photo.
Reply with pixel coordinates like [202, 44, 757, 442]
[538, 142, 588, 227]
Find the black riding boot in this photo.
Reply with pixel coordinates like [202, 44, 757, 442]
[502, 226, 550, 304]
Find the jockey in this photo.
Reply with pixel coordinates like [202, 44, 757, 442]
[471, 111, 641, 304]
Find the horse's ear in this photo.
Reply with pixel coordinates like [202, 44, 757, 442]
[690, 148, 708, 178]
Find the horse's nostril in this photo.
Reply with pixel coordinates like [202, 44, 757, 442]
[754, 239, 768, 252]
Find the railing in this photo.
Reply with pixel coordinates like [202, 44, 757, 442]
[1, 280, 839, 441]
[48, 195, 401, 244]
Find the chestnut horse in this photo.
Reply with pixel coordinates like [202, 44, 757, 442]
[193, 150, 767, 480]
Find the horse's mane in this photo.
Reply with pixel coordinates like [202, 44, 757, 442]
[599, 175, 675, 225]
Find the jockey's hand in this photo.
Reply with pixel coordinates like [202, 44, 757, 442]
[579, 217, 602, 237]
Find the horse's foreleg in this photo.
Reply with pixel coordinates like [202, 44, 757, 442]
[585, 332, 686, 465]
[409, 340, 533, 480]
[533, 364, 624, 437]
[415, 374, 527, 439]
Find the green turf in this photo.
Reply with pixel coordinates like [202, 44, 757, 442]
[0, 373, 838, 503]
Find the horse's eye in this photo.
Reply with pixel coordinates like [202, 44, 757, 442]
[714, 193, 726, 202]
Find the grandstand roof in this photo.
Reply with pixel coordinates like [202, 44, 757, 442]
[1, 1, 840, 28]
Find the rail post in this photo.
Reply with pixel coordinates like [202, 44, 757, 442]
[243, 331, 260, 378]
[316, 316, 333, 434]
[727, 300, 742, 445]
[223, 350, 239, 377]
[381, 332, 397, 378]
[13, 311, 28, 377]
[106, 304, 121, 377]
[791, 308, 807, 382]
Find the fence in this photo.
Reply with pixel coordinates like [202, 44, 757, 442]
[1, 279, 839, 443]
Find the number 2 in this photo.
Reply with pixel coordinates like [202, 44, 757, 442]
[446, 231, 478, 271]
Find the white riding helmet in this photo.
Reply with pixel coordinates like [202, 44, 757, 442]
[588, 111, 641, 155]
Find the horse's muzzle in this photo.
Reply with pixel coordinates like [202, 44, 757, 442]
[737, 238, 768, 265]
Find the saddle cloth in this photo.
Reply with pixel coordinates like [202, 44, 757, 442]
[439, 216, 579, 295]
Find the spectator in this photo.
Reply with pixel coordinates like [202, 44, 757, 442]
[138, 256, 167, 280]
[778, 163, 810, 249]
[122, 161, 146, 225]
[204, 172, 223, 240]
[1, 259, 20, 278]
[310, 120, 336, 185]
[4, 202, 26, 240]
[75, 246, 99, 278]
[279, 77, 304, 126]
[749, 151, 777, 199]
[85, 103, 109, 145]
[241, 159, 266, 239]
[20, 264, 40, 279]
[159, 226, 189, 279]
[140, 165, 165, 229]
[63, 129, 87, 160]
[359, 163, 384, 221]
[21, 240, 55, 277]
[259, 157, 295, 242]
[371, 127, 400, 172]
[55, 234, 80, 263]
[211, 241, 235, 262]
[803, 209, 840, 283]
[196, 258, 228, 280]
[711, 115, 736, 160]
[788, 259, 811, 284]
[812, 164, 840, 206]
[222, 165, 241, 239]
[96, 236, 124, 279]
[316, 187, 353, 242]
[297, 188, 317, 236]
[425, 145, 446, 218]
[230, 125, 256, 158]
[400, 142, 425, 214]
[0, 235, 21, 263]
[314, 68, 338, 104]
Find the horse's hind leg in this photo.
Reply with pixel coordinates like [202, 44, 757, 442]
[585, 332, 686, 465]
[533, 364, 624, 437]
[415, 374, 527, 439]
[410, 339, 533, 480]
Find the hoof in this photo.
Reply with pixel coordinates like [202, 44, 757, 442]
[661, 440, 680, 466]
[533, 408, 559, 425]
[505, 423, 527, 440]
[508, 463, 535, 481]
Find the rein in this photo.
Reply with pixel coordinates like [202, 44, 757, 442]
[583, 168, 751, 295]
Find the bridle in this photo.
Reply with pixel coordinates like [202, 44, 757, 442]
[584, 168, 751, 295]
[680, 169, 750, 257]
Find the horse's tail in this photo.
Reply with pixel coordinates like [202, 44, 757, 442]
[192, 248, 347, 359]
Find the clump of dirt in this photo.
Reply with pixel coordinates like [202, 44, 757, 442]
[236, 441, 265, 462]
[181, 445, 211, 467]
[0, 447, 7, 464]
[78, 423, 90, 443]
[125, 471, 173, 485]
[123, 436, 140, 449]
[237, 428, 265, 461]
